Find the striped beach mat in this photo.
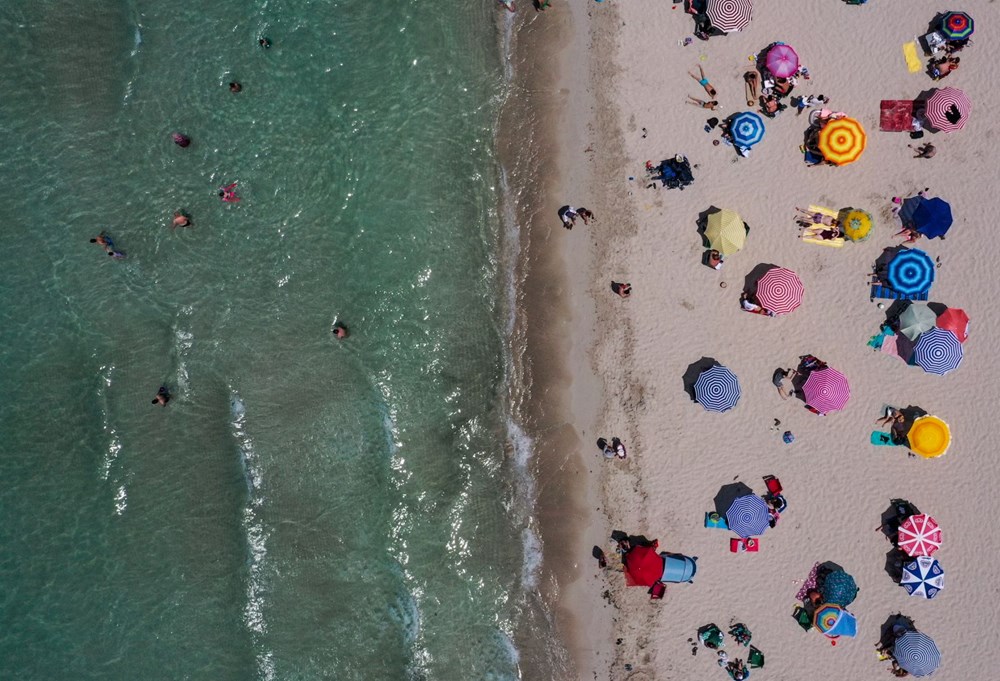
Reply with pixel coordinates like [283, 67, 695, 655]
[870, 285, 929, 301]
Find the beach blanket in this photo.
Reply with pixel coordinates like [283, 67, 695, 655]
[880, 100, 914, 132]
[903, 42, 921, 73]
[796, 562, 821, 601]
[870, 284, 929, 301]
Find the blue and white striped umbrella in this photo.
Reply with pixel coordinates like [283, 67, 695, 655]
[914, 328, 963, 376]
[886, 248, 935, 296]
[725, 494, 770, 538]
[894, 631, 941, 677]
[694, 365, 741, 412]
[729, 112, 765, 148]
[901, 556, 945, 599]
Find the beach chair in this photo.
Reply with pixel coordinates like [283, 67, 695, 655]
[748, 646, 765, 669]
[705, 512, 729, 529]
[801, 205, 845, 248]
[880, 100, 915, 132]
[763, 476, 782, 496]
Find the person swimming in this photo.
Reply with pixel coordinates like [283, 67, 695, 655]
[172, 132, 191, 148]
[152, 386, 170, 406]
[172, 212, 192, 227]
[259, 37, 271, 48]
[219, 182, 240, 202]
[91, 232, 124, 258]
[229, 81, 242, 93]
[333, 322, 349, 339]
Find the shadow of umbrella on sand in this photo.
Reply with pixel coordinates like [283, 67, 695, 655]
[878, 613, 916, 650]
[743, 262, 779, 295]
[713, 482, 755, 518]
[682, 357, 721, 402]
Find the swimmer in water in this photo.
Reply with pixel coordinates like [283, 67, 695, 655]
[152, 386, 170, 406]
[259, 37, 271, 48]
[333, 322, 349, 339]
[90, 231, 114, 248]
[219, 182, 240, 203]
[172, 212, 192, 228]
[229, 81, 242, 93]
[172, 132, 191, 148]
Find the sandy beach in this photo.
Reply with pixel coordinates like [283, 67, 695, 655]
[516, 1, 1000, 679]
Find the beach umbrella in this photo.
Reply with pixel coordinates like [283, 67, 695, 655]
[706, 0, 753, 33]
[898, 514, 942, 557]
[755, 267, 803, 315]
[898, 303, 938, 341]
[936, 307, 969, 343]
[705, 209, 746, 255]
[914, 327, 963, 375]
[729, 112, 765, 148]
[820, 570, 859, 607]
[901, 556, 945, 599]
[694, 364, 741, 413]
[817, 117, 866, 166]
[906, 416, 952, 459]
[622, 544, 665, 587]
[885, 248, 935, 295]
[941, 11, 973, 40]
[899, 196, 953, 239]
[894, 631, 941, 677]
[802, 367, 850, 414]
[925, 87, 971, 133]
[765, 44, 799, 79]
[725, 494, 771, 538]
[841, 208, 873, 242]
[813, 604, 858, 638]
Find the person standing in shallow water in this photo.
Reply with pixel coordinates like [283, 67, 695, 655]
[333, 322, 349, 339]
[229, 82, 242, 93]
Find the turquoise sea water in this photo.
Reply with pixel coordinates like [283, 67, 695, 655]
[0, 2, 541, 679]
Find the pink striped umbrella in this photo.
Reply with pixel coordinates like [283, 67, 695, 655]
[925, 87, 971, 132]
[766, 44, 799, 79]
[802, 367, 850, 414]
[898, 514, 942, 557]
[755, 266, 804, 315]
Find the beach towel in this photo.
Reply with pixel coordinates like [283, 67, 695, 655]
[903, 42, 921, 73]
[880, 100, 915, 132]
[870, 284, 929, 301]
[796, 562, 820, 601]
[705, 512, 729, 529]
[871, 431, 896, 446]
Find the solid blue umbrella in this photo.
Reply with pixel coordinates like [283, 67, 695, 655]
[901, 556, 945, 599]
[914, 327, 963, 375]
[886, 248, 935, 295]
[725, 494, 771, 538]
[729, 112, 765, 148]
[694, 365, 741, 412]
[894, 631, 941, 677]
[900, 196, 953, 239]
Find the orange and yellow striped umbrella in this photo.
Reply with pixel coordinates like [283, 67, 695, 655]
[818, 117, 867, 166]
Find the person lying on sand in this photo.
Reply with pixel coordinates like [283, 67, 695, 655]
[687, 95, 719, 110]
[689, 65, 717, 97]
[930, 56, 959, 80]
[909, 143, 936, 159]
[794, 207, 838, 227]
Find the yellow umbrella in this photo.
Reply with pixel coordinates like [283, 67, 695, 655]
[907, 415, 951, 459]
[705, 209, 745, 255]
[818, 117, 867, 166]
[840, 208, 873, 242]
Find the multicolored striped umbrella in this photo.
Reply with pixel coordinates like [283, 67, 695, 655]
[725, 494, 770, 538]
[925, 87, 971, 132]
[894, 631, 941, 677]
[694, 364, 741, 413]
[802, 367, 850, 414]
[898, 514, 942, 557]
[706, 0, 753, 33]
[907, 416, 951, 459]
[914, 327, 963, 375]
[901, 556, 945, 599]
[813, 604, 857, 638]
[765, 44, 798, 79]
[936, 307, 969, 343]
[729, 111, 765, 148]
[941, 11, 973, 40]
[841, 208, 873, 242]
[817, 117, 866, 166]
[886, 248, 935, 295]
[755, 266, 803, 315]
[705, 209, 746, 255]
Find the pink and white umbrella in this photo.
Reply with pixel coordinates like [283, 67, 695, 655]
[898, 514, 942, 557]
[755, 266, 804, 316]
[802, 367, 850, 415]
[706, 0, 753, 33]
[766, 44, 799, 79]
[925, 87, 971, 133]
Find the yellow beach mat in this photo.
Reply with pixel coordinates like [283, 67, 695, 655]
[808, 205, 838, 218]
[802, 234, 845, 248]
[903, 42, 921, 73]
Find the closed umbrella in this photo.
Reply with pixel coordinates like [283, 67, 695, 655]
[841, 208, 873, 242]
[898, 303, 937, 341]
[818, 117, 866, 166]
[729, 112, 765, 148]
[706, 0, 753, 33]
[914, 327, 963, 375]
[894, 631, 941, 677]
[694, 364, 741, 413]
[901, 556, 945, 599]
[820, 570, 859, 607]
[725, 494, 771, 538]
[766, 44, 798, 79]
[899, 196, 953, 239]
[813, 604, 858, 638]
[885, 248, 935, 295]
[755, 267, 803, 315]
[705, 209, 746, 255]
[897, 514, 942, 557]
[936, 307, 969, 342]
[802, 367, 850, 414]
[941, 11, 973, 40]
[925, 87, 971, 133]
[906, 416, 951, 459]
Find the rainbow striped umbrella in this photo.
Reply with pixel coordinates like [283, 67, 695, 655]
[706, 0, 753, 33]
[898, 514, 942, 557]
[766, 44, 799, 79]
[818, 117, 867, 166]
[802, 367, 850, 414]
[901, 556, 945, 599]
[941, 11, 973, 40]
[925, 87, 971, 132]
[894, 631, 941, 676]
[694, 364, 741, 413]
[914, 327, 963, 375]
[725, 494, 770, 538]
[755, 266, 803, 315]
[813, 604, 857, 638]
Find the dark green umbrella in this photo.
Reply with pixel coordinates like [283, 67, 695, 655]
[821, 569, 859, 607]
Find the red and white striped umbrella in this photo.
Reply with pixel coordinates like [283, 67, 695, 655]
[802, 367, 850, 415]
[925, 87, 971, 132]
[706, 0, 753, 33]
[898, 514, 942, 557]
[755, 266, 803, 315]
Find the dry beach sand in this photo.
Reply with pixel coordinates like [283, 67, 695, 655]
[516, 1, 1000, 680]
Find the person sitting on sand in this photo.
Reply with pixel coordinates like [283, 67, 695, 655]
[909, 143, 936, 159]
[612, 281, 632, 298]
[740, 292, 774, 317]
[876, 407, 904, 428]
[894, 226, 922, 244]
[708, 249, 724, 270]
[760, 94, 780, 116]
[687, 95, 719, 110]
[558, 205, 579, 228]
[577, 207, 595, 225]
[611, 437, 626, 460]
[772, 367, 795, 399]
[806, 589, 823, 606]
[773, 77, 794, 97]
[689, 65, 717, 97]
[930, 56, 959, 80]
